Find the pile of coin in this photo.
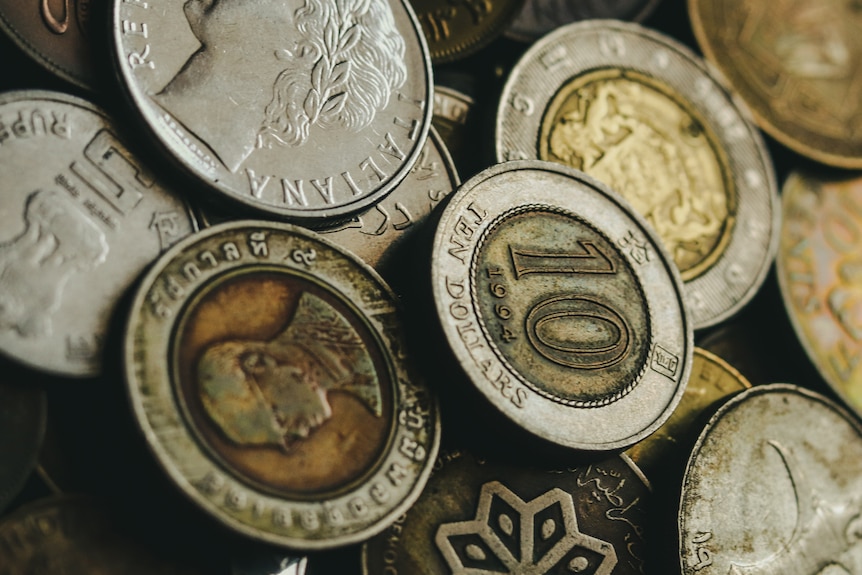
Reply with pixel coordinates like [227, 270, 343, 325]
[0, 0, 860, 573]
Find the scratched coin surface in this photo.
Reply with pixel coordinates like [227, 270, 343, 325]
[689, 0, 862, 168]
[679, 384, 862, 575]
[0, 90, 197, 376]
[112, 0, 432, 222]
[362, 449, 651, 575]
[125, 221, 439, 548]
[777, 170, 862, 418]
[431, 160, 692, 451]
[506, 0, 662, 43]
[0, 376, 46, 513]
[496, 20, 779, 330]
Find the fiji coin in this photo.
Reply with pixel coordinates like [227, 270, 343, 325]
[0, 377, 46, 513]
[496, 20, 779, 330]
[112, 0, 433, 222]
[363, 449, 651, 575]
[777, 170, 862, 417]
[689, 0, 862, 168]
[125, 221, 440, 548]
[0, 90, 197, 376]
[679, 384, 862, 575]
[431, 160, 692, 451]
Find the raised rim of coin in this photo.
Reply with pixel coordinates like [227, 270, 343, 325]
[431, 160, 692, 451]
[495, 19, 780, 330]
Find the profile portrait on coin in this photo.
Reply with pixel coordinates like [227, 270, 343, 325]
[196, 291, 382, 451]
[153, 0, 408, 173]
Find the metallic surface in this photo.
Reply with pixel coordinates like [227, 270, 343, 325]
[679, 384, 862, 575]
[0, 379, 46, 513]
[506, 0, 662, 43]
[431, 160, 691, 451]
[0, 90, 197, 376]
[112, 0, 433, 222]
[125, 221, 439, 549]
[496, 20, 779, 330]
[432, 86, 474, 174]
[689, 0, 862, 168]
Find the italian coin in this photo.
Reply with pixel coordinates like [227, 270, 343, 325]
[431, 160, 692, 451]
[496, 20, 779, 330]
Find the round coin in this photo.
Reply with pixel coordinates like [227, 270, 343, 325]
[689, 0, 862, 168]
[112, 0, 433, 222]
[0, 376, 46, 513]
[506, 0, 662, 43]
[431, 160, 692, 451]
[125, 221, 439, 549]
[496, 20, 780, 330]
[0, 90, 197, 376]
[679, 384, 862, 575]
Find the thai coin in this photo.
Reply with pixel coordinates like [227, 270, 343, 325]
[125, 221, 440, 549]
[506, 0, 662, 43]
[0, 375, 46, 513]
[496, 20, 780, 330]
[431, 160, 692, 451]
[689, 0, 862, 168]
[625, 348, 750, 477]
[777, 170, 862, 418]
[432, 86, 474, 174]
[679, 384, 862, 575]
[0, 90, 197, 376]
[112, 0, 433, 222]
[363, 449, 651, 575]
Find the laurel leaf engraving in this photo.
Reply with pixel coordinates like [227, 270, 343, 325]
[329, 61, 350, 90]
[541, 518, 555, 540]
[339, 25, 359, 52]
[322, 92, 347, 115]
[465, 544, 486, 561]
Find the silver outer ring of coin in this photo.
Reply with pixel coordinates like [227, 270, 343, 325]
[431, 160, 692, 451]
[111, 0, 433, 223]
[496, 20, 779, 330]
[124, 220, 440, 549]
[678, 383, 862, 575]
[0, 89, 198, 377]
[505, 0, 663, 43]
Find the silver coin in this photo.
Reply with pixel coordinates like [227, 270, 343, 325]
[0, 90, 197, 376]
[506, 0, 663, 43]
[112, 0, 433, 222]
[496, 20, 780, 330]
[679, 384, 862, 575]
[431, 160, 692, 451]
[0, 376, 46, 512]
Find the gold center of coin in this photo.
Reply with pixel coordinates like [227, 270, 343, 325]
[539, 68, 736, 281]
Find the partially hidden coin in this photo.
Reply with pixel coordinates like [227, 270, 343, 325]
[112, 0, 433, 222]
[125, 221, 440, 548]
[362, 449, 651, 575]
[777, 170, 862, 418]
[0, 377, 46, 513]
[432, 86, 475, 176]
[496, 20, 780, 330]
[679, 383, 862, 575]
[506, 0, 662, 43]
[431, 160, 692, 451]
[625, 347, 750, 477]
[0, 90, 197, 376]
[232, 553, 308, 575]
[689, 0, 862, 168]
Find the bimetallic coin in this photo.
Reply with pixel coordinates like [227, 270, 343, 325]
[690, 0, 862, 168]
[0, 90, 197, 376]
[506, 0, 662, 43]
[0, 378, 46, 512]
[679, 384, 862, 575]
[777, 170, 862, 417]
[125, 221, 440, 548]
[112, 0, 433, 222]
[625, 348, 750, 476]
[363, 450, 651, 575]
[431, 161, 692, 451]
[496, 20, 779, 330]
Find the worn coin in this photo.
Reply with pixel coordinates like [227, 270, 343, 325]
[363, 449, 650, 575]
[431, 160, 691, 451]
[0, 376, 46, 513]
[125, 221, 439, 548]
[777, 170, 862, 418]
[679, 383, 862, 575]
[112, 0, 433, 222]
[689, 0, 862, 168]
[496, 20, 780, 330]
[0, 90, 197, 376]
[506, 0, 662, 43]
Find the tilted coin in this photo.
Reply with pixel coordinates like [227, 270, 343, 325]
[432, 86, 475, 176]
[496, 20, 780, 330]
[125, 221, 440, 548]
[777, 170, 862, 417]
[0, 376, 46, 513]
[625, 347, 750, 477]
[363, 449, 651, 575]
[506, 0, 662, 43]
[112, 0, 433, 222]
[679, 384, 862, 575]
[0, 90, 197, 376]
[689, 0, 862, 168]
[431, 160, 692, 451]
